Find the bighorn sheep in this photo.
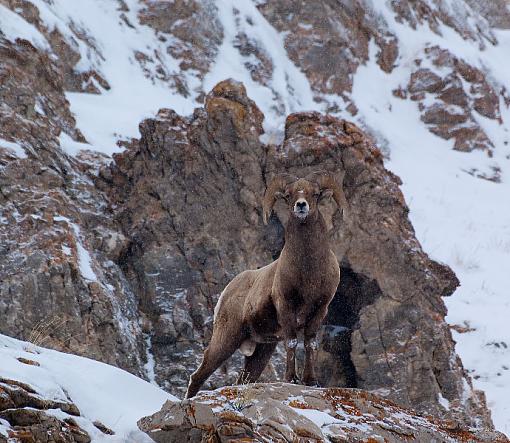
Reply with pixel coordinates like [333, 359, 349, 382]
[185, 171, 347, 398]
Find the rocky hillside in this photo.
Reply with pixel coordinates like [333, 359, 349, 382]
[1, 0, 510, 437]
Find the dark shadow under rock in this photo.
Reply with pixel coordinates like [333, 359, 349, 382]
[317, 264, 383, 389]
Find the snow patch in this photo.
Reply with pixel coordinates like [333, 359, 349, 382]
[70, 223, 98, 282]
[144, 334, 158, 387]
[0, 138, 27, 158]
[438, 392, 451, 411]
[0, 333, 176, 442]
[291, 408, 340, 428]
[0, 4, 50, 50]
[0, 418, 11, 438]
[59, 133, 93, 156]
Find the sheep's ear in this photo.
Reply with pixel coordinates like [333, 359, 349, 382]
[319, 189, 333, 201]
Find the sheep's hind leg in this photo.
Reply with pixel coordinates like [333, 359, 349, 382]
[238, 342, 277, 384]
[186, 332, 242, 399]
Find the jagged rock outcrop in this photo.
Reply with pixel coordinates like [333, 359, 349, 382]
[394, 46, 501, 155]
[0, 376, 90, 443]
[138, 383, 507, 443]
[98, 80, 283, 392]
[97, 79, 490, 430]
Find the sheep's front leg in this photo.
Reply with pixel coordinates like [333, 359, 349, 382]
[284, 334, 299, 383]
[303, 305, 328, 386]
[302, 335, 319, 386]
[277, 302, 299, 383]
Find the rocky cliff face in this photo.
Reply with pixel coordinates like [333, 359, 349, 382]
[0, 36, 146, 375]
[0, 71, 496, 431]
[1, 0, 509, 436]
[95, 80, 489, 430]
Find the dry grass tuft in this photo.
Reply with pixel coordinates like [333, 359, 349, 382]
[224, 371, 256, 412]
[24, 316, 68, 352]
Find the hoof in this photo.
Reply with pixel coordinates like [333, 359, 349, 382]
[284, 374, 301, 384]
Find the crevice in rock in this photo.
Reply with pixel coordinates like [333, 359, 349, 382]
[318, 265, 383, 389]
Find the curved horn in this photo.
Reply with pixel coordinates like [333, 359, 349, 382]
[262, 173, 298, 224]
[306, 170, 348, 210]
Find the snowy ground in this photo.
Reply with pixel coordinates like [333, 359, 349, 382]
[1, 0, 510, 436]
[0, 334, 176, 442]
[350, 12, 510, 436]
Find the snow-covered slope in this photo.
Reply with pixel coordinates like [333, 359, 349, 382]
[1, 0, 510, 436]
[349, 12, 510, 437]
[0, 334, 175, 442]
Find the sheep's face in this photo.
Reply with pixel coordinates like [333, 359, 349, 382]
[263, 171, 346, 225]
[278, 179, 328, 221]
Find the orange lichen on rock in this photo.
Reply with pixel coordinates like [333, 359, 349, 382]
[288, 399, 310, 409]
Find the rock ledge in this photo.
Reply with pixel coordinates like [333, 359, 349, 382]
[138, 383, 507, 442]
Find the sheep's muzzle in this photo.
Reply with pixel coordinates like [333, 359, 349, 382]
[293, 198, 309, 219]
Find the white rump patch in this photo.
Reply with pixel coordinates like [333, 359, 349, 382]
[240, 339, 257, 356]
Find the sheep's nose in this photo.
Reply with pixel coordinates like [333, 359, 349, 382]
[296, 201, 307, 210]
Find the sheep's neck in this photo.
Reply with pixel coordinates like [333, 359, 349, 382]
[283, 212, 329, 261]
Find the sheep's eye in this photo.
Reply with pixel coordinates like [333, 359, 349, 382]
[313, 192, 320, 198]
[284, 192, 290, 200]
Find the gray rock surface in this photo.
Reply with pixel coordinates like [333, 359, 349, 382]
[138, 382, 508, 443]
[0, 36, 146, 375]
[0, 375, 90, 443]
